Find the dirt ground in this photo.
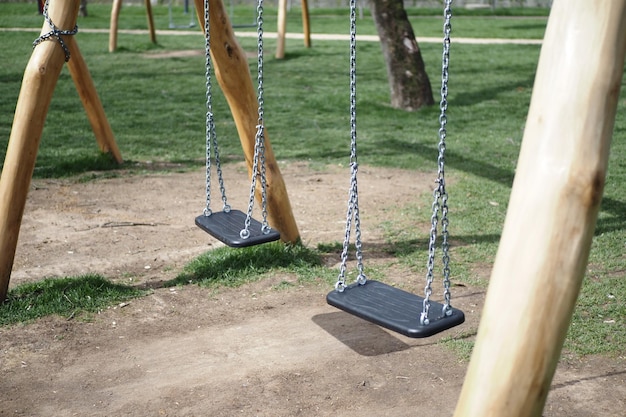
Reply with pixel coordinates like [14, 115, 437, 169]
[1, 162, 625, 416]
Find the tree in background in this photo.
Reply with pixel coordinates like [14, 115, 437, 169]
[369, 0, 434, 111]
[79, 0, 88, 17]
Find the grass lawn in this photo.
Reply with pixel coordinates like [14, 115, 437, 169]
[0, 4, 624, 357]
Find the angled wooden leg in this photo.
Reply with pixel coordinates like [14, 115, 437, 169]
[0, 0, 81, 302]
[66, 38, 123, 163]
[145, 0, 157, 44]
[301, 0, 311, 48]
[193, 0, 300, 244]
[453, 1, 626, 416]
[109, 0, 122, 52]
[275, 0, 287, 59]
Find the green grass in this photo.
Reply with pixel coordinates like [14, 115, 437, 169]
[566, 274, 626, 356]
[0, 4, 625, 358]
[167, 241, 331, 287]
[0, 274, 148, 326]
[0, 4, 549, 38]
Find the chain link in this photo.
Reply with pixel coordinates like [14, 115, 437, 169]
[241, 0, 271, 239]
[335, 0, 366, 292]
[421, 0, 453, 325]
[32, 0, 78, 62]
[202, 0, 230, 218]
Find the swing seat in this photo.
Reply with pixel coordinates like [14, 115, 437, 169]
[195, 210, 280, 248]
[327, 280, 465, 338]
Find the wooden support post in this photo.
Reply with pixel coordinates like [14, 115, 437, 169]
[453, 1, 626, 416]
[0, 0, 81, 302]
[275, 0, 311, 57]
[301, 0, 311, 48]
[66, 38, 123, 163]
[109, 0, 157, 53]
[144, 0, 157, 45]
[275, 0, 287, 59]
[108, 0, 122, 53]
[193, 0, 300, 244]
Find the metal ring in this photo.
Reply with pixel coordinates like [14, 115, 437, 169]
[239, 229, 250, 240]
[334, 281, 346, 293]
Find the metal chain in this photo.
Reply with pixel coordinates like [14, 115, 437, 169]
[421, 0, 453, 326]
[202, 0, 230, 217]
[32, 0, 78, 62]
[241, 0, 271, 239]
[335, 0, 366, 292]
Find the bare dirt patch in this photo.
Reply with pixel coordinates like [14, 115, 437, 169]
[1, 162, 624, 416]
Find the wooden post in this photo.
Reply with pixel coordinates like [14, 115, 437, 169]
[66, 38, 123, 163]
[109, 0, 157, 53]
[301, 0, 311, 48]
[144, 0, 157, 45]
[0, 0, 81, 302]
[108, 0, 122, 53]
[193, 0, 300, 244]
[275, 0, 287, 59]
[453, 2, 626, 416]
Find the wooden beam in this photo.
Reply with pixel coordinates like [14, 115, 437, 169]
[144, 0, 157, 45]
[109, 0, 156, 53]
[108, 0, 122, 53]
[66, 38, 123, 163]
[301, 0, 311, 48]
[453, 1, 626, 416]
[275, 0, 287, 59]
[0, 0, 81, 302]
[193, 0, 300, 244]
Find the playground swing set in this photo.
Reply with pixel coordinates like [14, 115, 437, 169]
[108, 0, 311, 59]
[0, 1, 624, 416]
[194, 0, 281, 247]
[326, 0, 464, 338]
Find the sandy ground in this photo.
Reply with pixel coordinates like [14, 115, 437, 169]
[1, 162, 625, 416]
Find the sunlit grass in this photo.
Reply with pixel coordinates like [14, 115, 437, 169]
[0, 4, 625, 358]
[0, 275, 148, 326]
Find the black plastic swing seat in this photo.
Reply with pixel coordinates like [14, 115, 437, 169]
[195, 209, 280, 248]
[326, 280, 465, 338]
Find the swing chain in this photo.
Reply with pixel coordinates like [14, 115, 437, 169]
[257, 0, 271, 234]
[202, 0, 230, 217]
[33, 0, 78, 62]
[335, 0, 366, 292]
[241, 0, 271, 239]
[421, 0, 453, 326]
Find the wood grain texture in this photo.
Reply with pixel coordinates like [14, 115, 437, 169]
[0, 0, 81, 301]
[66, 38, 122, 163]
[453, 1, 626, 416]
[193, 0, 300, 244]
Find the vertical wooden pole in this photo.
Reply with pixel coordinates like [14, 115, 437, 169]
[193, 0, 300, 243]
[109, 0, 156, 52]
[144, 0, 157, 45]
[0, 0, 81, 302]
[275, 0, 287, 59]
[453, 1, 626, 416]
[66, 38, 123, 163]
[108, 0, 122, 53]
[301, 0, 311, 48]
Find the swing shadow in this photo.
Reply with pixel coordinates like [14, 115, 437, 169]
[551, 369, 626, 390]
[313, 311, 437, 356]
[330, 234, 503, 262]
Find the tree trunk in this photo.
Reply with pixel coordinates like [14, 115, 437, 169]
[369, 0, 434, 111]
[79, 0, 87, 17]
